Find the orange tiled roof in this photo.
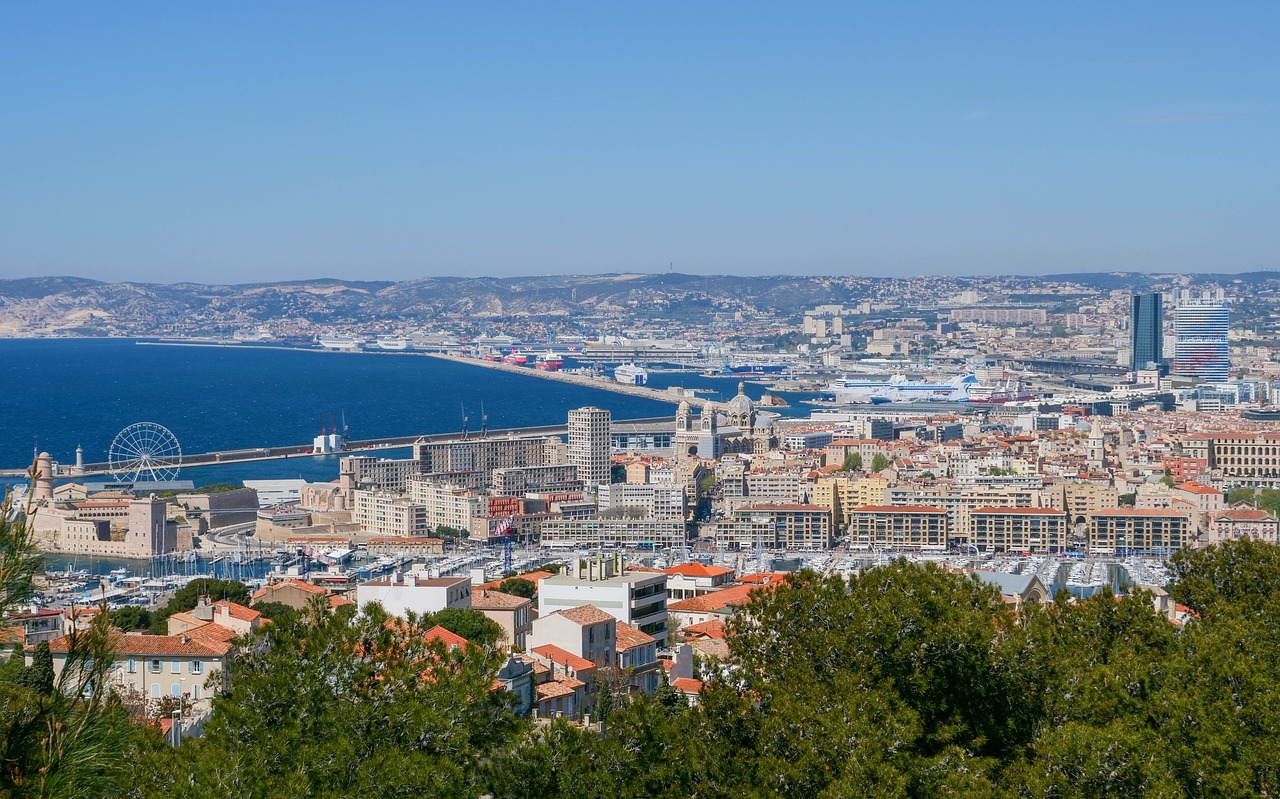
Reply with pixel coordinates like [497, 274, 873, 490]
[851, 504, 948, 514]
[614, 621, 656, 651]
[682, 619, 727, 639]
[213, 600, 261, 622]
[471, 589, 531, 610]
[663, 562, 734, 578]
[532, 644, 595, 672]
[557, 605, 615, 626]
[669, 583, 769, 614]
[50, 632, 231, 657]
[672, 677, 704, 693]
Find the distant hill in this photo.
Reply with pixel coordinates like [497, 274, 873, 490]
[0, 271, 1275, 337]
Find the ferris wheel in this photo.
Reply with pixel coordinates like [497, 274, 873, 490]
[108, 422, 183, 483]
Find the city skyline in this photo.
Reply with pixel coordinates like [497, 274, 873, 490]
[3, 4, 1278, 283]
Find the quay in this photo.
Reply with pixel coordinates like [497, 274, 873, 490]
[1, 416, 680, 478]
[419, 352, 713, 409]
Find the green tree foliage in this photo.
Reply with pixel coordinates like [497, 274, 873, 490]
[23, 640, 54, 696]
[840, 452, 863, 471]
[422, 607, 504, 648]
[0, 492, 149, 798]
[1168, 537, 1280, 618]
[149, 578, 249, 634]
[1228, 487, 1258, 505]
[108, 605, 152, 631]
[497, 577, 536, 599]
[0, 643, 25, 685]
[135, 602, 519, 798]
[610, 463, 627, 484]
[871, 453, 891, 472]
[250, 600, 298, 624]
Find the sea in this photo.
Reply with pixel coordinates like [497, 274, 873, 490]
[1, 338, 820, 487]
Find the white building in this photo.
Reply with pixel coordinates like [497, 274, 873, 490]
[568, 406, 612, 489]
[538, 555, 668, 646]
[597, 482, 687, 520]
[356, 573, 472, 618]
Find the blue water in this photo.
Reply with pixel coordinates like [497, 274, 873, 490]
[0, 340, 819, 486]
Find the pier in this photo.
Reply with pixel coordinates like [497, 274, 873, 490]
[2, 416, 679, 478]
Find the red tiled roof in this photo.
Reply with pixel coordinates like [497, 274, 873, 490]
[253, 578, 327, 599]
[556, 605, 615, 626]
[213, 600, 261, 622]
[1215, 508, 1276, 522]
[50, 632, 231, 657]
[536, 677, 583, 700]
[682, 619, 727, 639]
[614, 621, 656, 651]
[531, 644, 595, 672]
[1092, 508, 1192, 517]
[422, 625, 470, 650]
[669, 583, 769, 613]
[672, 677, 703, 693]
[470, 589, 531, 609]
[663, 562, 734, 578]
[970, 507, 1066, 516]
[1175, 481, 1222, 495]
[851, 504, 948, 514]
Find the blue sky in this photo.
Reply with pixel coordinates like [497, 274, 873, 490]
[1, 3, 1277, 283]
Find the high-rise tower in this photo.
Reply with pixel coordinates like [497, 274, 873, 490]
[1130, 292, 1163, 372]
[1174, 292, 1229, 383]
[568, 406, 611, 490]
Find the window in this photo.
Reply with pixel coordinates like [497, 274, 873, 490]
[171, 659, 180, 674]
[150, 659, 162, 673]
[192, 684, 201, 700]
[127, 658, 136, 674]
[171, 683, 181, 698]
[150, 683, 160, 699]
[190, 660, 202, 674]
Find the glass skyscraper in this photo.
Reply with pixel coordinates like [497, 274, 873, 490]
[1130, 292, 1162, 371]
[1174, 298, 1230, 382]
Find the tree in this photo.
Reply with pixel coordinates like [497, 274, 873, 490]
[0, 488, 146, 798]
[871, 453, 891, 473]
[1228, 487, 1257, 505]
[497, 578, 535, 599]
[0, 643, 25, 685]
[251, 601, 298, 624]
[611, 463, 627, 484]
[134, 602, 521, 798]
[149, 578, 249, 634]
[840, 452, 863, 471]
[1160, 474, 1176, 488]
[23, 640, 54, 696]
[424, 608, 504, 648]
[108, 605, 151, 632]
[1168, 538, 1280, 618]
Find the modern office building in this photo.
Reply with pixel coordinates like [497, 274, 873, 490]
[1174, 293, 1230, 382]
[1130, 292, 1163, 372]
[568, 406, 612, 489]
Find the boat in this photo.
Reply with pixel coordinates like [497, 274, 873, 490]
[615, 363, 649, 385]
[375, 336, 408, 351]
[535, 352, 565, 371]
[502, 351, 530, 366]
[317, 335, 363, 351]
[826, 373, 1032, 404]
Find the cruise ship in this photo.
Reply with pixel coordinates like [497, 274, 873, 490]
[615, 363, 649, 385]
[317, 335, 363, 351]
[827, 373, 1032, 404]
[375, 336, 408, 351]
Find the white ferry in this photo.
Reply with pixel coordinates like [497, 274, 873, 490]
[615, 363, 649, 385]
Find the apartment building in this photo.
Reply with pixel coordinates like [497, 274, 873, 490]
[848, 505, 950, 550]
[714, 504, 833, 550]
[538, 556, 668, 646]
[968, 507, 1069, 554]
[1087, 508, 1192, 555]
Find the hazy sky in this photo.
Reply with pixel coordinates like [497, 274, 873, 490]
[2, 3, 1277, 283]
